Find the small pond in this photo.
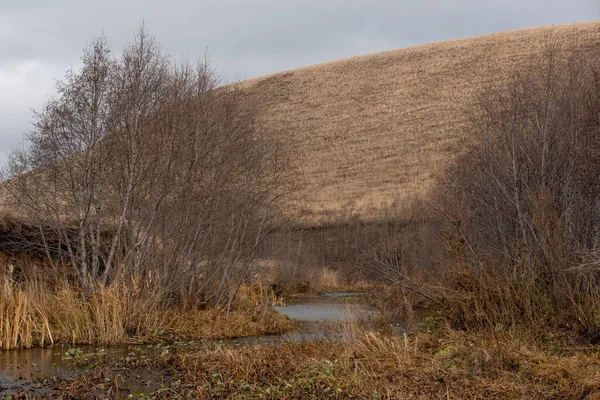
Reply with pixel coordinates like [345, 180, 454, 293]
[274, 294, 375, 322]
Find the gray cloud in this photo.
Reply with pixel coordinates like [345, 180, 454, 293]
[1, 0, 599, 166]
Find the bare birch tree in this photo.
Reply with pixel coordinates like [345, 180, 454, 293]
[5, 36, 114, 288]
[4, 27, 289, 308]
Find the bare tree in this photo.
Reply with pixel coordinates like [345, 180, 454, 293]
[431, 45, 600, 335]
[4, 27, 289, 308]
[5, 36, 114, 288]
[437, 47, 600, 271]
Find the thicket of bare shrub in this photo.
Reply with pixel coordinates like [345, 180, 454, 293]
[2, 27, 288, 310]
[432, 45, 600, 339]
[262, 203, 442, 294]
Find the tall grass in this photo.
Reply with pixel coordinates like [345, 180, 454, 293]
[424, 258, 600, 341]
[0, 275, 164, 349]
[0, 272, 293, 350]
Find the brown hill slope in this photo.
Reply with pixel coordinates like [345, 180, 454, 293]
[241, 22, 600, 225]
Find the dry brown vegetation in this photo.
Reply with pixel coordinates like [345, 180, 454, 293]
[5, 22, 600, 399]
[168, 331, 600, 399]
[57, 323, 600, 399]
[425, 41, 600, 342]
[241, 22, 600, 225]
[0, 27, 294, 350]
[0, 262, 292, 350]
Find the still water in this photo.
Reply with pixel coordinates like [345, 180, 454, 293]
[0, 293, 382, 396]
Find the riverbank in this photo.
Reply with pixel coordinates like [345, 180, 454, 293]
[1, 291, 384, 397]
[134, 329, 600, 399]
[5, 290, 600, 399]
[13, 324, 600, 399]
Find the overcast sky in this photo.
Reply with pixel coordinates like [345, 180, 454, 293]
[1, 0, 599, 167]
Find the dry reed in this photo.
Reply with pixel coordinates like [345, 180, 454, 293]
[0, 276, 293, 350]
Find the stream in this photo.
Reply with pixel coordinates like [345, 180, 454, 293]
[0, 292, 397, 396]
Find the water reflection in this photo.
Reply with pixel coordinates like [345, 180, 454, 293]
[274, 296, 375, 322]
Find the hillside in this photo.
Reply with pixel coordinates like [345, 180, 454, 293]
[241, 22, 600, 225]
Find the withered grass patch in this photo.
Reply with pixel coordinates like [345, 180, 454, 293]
[156, 328, 600, 399]
[241, 22, 600, 225]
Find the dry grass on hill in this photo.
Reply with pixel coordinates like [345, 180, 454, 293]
[241, 22, 600, 225]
